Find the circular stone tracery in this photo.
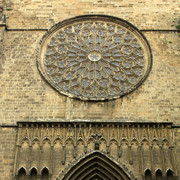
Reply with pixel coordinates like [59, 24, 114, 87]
[37, 15, 152, 100]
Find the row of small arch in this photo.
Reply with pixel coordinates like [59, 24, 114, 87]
[17, 167, 175, 180]
[21, 136, 170, 147]
[145, 169, 174, 179]
[17, 167, 49, 180]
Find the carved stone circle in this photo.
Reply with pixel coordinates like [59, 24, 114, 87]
[37, 15, 152, 100]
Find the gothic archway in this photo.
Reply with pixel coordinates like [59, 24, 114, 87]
[58, 151, 135, 180]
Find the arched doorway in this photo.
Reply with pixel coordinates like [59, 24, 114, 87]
[58, 151, 135, 180]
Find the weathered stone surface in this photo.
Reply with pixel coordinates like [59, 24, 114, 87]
[0, 127, 17, 180]
[3, 0, 180, 30]
[0, 0, 179, 179]
[13, 122, 178, 180]
[0, 31, 179, 125]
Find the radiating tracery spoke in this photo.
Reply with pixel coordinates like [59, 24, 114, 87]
[38, 16, 151, 100]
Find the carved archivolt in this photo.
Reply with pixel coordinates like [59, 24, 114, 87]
[58, 151, 135, 180]
[37, 15, 152, 100]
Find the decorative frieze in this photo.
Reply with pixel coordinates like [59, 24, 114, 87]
[14, 122, 177, 179]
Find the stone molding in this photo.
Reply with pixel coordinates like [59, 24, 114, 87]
[14, 122, 178, 179]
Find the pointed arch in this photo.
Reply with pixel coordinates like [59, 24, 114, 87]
[17, 167, 26, 180]
[141, 138, 150, 146]
[65, 137, 74, 145]
[87, 137, 95, 143]
[162, 139, 169, 147]
[86, 172, 109, 180]
[54, 137, 63, 145]
[17, 167, 27, 174]
[156, 169, 162, 180]
[40, 166, 49, 172]
[152, 138, 159, 145]
[21, 137, 30, 145]
[77, 137, 84, 143]
[99, 137, 107, 143]
[110, 138, 118, 145]
[41, 167, 49, 180]
[30, 167, 38, 180]
[77, 138, 85, 145]
[42, 137, 51, 145]
[144, 169, 152, 180]
[29, 166, 38, 173]
[32, 138, 40, 145]
[131, 139, 139, 146]
[120, 138, 129, 146]
[80, 167, 114, 180]
[58, 151, 135, 180]
[166, 169, 174, 180]
[65, 138, 74, 146]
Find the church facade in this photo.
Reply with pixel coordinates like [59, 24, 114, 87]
[0, 0, 179, 180]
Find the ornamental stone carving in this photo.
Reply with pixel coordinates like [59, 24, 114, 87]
[37, 15, 152, 100]
[14, 122, 176, 180]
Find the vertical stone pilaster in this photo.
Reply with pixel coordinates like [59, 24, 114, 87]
[50, 145, 54, 175]
[50, 125, 54, 175]
[138, 146, 143, 174]
[129, 145, 132, 165]
[160, 146, 165, 176]
[14, 124, 22, 177]
[150, 145, 155, 178]
[169, 146, 176, 175]
[62, 145, 66, 165]
[29, 145, 32, 170]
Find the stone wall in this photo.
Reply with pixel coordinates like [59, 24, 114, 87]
[3, 0, 180, 30]
[0, 127, 17, 180]
[0, 1, 179, 125]
[0, 31, 179, 125]
[0, 0, 179, 179]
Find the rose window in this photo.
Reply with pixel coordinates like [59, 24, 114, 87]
[37, 15, 152, 100]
